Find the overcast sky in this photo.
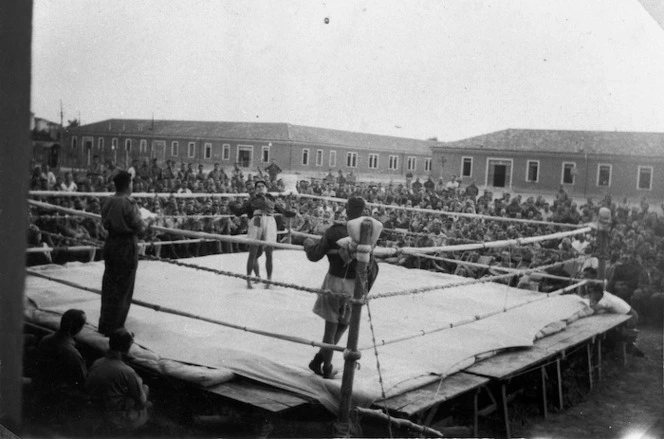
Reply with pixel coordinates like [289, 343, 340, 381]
[31, 0, 664, 141]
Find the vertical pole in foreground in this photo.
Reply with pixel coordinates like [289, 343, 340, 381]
[0, 0, 32, 434]
[337, 219, 372, 436]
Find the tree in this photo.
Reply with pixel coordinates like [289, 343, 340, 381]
[427, 136, 438, 141]
[67, 118, 80, 128]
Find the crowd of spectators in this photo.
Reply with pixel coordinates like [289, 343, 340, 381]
[28, 160, 664, 324]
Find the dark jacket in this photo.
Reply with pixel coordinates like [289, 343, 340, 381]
[304, 221, 379, 290]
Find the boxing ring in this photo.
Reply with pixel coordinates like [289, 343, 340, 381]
[25, 191, 617, 436]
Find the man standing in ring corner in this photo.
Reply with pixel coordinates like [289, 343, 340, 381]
[99, 170, 147, 336]
[230, 179, 296, 288]
[304, 196, 379, 378]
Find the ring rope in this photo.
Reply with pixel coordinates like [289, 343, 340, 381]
[364, 301, 393, 437]
[367, 255, 587, 300]
[359, 280, 587, 350]
[139, 253, 365, 303]
[295, 193, 584, 229]
[409, 252, 597, 283]
[27, 245, 97, 254]
[29, 190, 585, 229]
[26, 268, 348, 352]
[29, 199, 592, 262]
[29, 190, 254, 199]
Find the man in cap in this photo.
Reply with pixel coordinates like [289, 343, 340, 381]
[99, 171, 147, 336]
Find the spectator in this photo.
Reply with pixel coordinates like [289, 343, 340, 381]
[86, 328, 151, 434]
[265, 159, 282, 182]
[32, 309, 88, 426]
[60, 172, 78, 192]
[43, 164, 57, 190]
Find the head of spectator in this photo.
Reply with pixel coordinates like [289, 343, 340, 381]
[254, 179, 268, 195]
[112, 170, 133, 195]
[58, 309, 87, 337]
[108, 328, 134, 356]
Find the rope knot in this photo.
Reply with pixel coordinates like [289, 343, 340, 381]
[343, 349, 362, 362]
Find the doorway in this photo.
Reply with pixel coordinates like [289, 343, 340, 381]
[486, 159, 512, 188]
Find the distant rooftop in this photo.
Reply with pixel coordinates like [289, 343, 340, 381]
[72, 119, 439, 155]
[435, 128, 664, 158]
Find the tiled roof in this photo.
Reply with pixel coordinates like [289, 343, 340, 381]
[74, 119, 437, 155]
[436, 129, 664, 158]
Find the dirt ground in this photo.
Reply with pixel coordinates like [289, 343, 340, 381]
[510, 323, 664, 439]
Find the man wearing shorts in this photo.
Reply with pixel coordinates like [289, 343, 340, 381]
[231, 179, 295, 288]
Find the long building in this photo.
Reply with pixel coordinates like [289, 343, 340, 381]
[60, 120, 663, 200]
[61, 119, 438, 180]
[431, 129, 664, 200]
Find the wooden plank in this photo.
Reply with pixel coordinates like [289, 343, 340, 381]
[465, 345, 556, 379]
[205, 380, 313, 413]
[465, 314, 629, 380]
[378, 373, 489, 415]
[539, 314, 629, 354]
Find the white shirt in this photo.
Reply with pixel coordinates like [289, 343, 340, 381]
[572, 239, 589, 254]
[60, 181, 78, 192]
[593, 291, 631, 315]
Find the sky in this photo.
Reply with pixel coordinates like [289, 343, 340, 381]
[31, 0, 664, 141]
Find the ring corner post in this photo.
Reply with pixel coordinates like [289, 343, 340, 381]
[337, 218, 373, 436]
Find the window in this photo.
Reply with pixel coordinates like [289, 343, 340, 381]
[388, 155, 399, 170]
[111, 138, 118, 150]
[125, 139, 132, 152]
[637, 166, 653, 190]
[368, 153, 379, 169]
[222, 144, 231, 160]
[97, 137, 104, 151]
[171, 141, 179, 157]
[407, 156, 417, 171]
[346, 152, 358, 168]
[315, 149, 323, 167]
[424, 158, 432, 172]
[302, 148, 309, 166]
[188, 142, 196, 158]
[461, 157, 473, 177]
[597, 164, 612, 187]
[71, 136, 77, 150]
[329, 150, 337, 167]
[140, 139, 147, 154]
[204, 143, 212, 159]
[561, 162, 576, 184]
[262, 145, 270, 163]
[526, 160, 539, 183]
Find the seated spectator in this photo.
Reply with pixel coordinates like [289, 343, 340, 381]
[32, 309, 88, 426]
[86, 328, 151, 434]
[583, 282, 644, 357]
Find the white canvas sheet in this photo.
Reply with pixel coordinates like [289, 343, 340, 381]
[24, 250, 590, 413]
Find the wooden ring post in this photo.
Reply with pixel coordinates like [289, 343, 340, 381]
[337, 219, 373, 436]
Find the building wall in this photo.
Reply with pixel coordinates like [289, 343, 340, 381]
[61, 130, 433, 179]
[432, 148, 663, 200]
